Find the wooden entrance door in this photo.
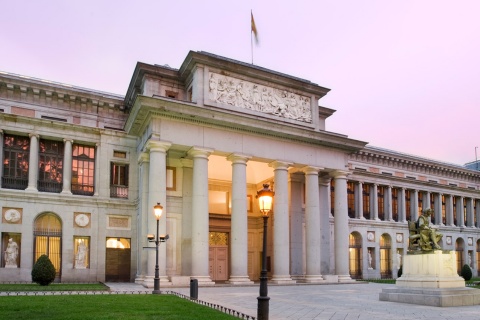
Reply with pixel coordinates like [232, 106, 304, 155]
[105, 238, 131, 282]
[209, 246, 228, 281]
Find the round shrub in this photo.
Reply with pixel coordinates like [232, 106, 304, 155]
[31, 254, 56, 286]
[461, 264, 473, 281]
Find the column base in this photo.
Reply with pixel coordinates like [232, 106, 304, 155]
[192, 275, 215, 286]
[61, 190, 72, 195]
[299, 275, 325, 283]
[25, 187, 38, 192]
[337, 274, 355, 283]
[142, 276, 172, 288]
[270, 275, 296, 284]
[227, 276, 254, 285]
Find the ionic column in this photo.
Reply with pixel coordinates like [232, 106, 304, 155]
[456, 196, 465, 227]
[332, 170, 351, 282]
[136, 152, 150, 282]
[0, 130, 3, 187]
[180, 159, 193, 276]
[466, 198, 474, 227]
[424, 191, 431, 210]
[302, 166, 324, 283]
[146, 140, 171, 287]
[61, 139, 73, 194]
[319, 176, 332, 275]
[476, 199, 480, 228]
[269, 161, 295, 284]
[434, 193, 443, 225]
[355, 181, 364, 219]
[94, 143, 100, 196]
[371, 184, 379, 220]
[26, 133, 39, 191]
[411, 189, 419, 221]
[385, 185, 393, 221]
[398, 188, 407, 223]
[189, 147, 215, 285]
[227, 154, 253, 285]
[446, 194, 454, 226]
[289, 172, 304, 278]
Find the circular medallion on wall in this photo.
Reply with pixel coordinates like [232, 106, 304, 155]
[367, 232, 375, 241]
[446, 236, 452, 245]
[4, 209, 21, 223]
[396, 233, 403, 243]
[75, 213, 90, 227]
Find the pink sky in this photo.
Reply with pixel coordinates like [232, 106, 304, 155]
[1, 1, 479, 166]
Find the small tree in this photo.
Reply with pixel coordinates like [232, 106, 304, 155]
[461, 264, 473, 281]
[397, 265, 403, 278]
[31, 255, 56, 286]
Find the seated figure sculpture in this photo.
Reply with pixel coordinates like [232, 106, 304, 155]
[409, 208, 443, 251]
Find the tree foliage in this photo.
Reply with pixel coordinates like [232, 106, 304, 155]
[31, 255, 56, 286]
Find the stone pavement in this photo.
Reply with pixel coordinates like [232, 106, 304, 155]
[107, 282, 480, 320]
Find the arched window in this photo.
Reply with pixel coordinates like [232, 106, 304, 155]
[33, 213, 62, 278]
[380, 234, 392, 279]
[349, 232, 362, 279]
[456, 238, 465, 275]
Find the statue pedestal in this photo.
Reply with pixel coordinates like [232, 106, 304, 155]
[380, 251, 480, 307]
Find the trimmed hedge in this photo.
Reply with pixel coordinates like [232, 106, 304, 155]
[31, 255, 56, 286]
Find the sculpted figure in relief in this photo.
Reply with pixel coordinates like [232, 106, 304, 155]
[4, 238, 18, 268]
[75, 241, 88, 269]
[208, 72, 312, 123]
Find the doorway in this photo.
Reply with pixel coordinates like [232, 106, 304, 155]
[105, 237, 131, 282]
[33, 213, 62, 280]
[209, 232, 229, 282]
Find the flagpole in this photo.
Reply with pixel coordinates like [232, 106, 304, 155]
[251, 10, 254, 64]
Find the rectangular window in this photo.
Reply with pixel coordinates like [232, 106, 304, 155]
[405, 190, 411, 221]
[110, 162, 129, 198]
[72, 144, 95, 196]
[392, 188, 398, 222]
[363, 185, 370, 219]
[442, 195, 446, 225]
[2, 134, 30, 190]
[378, 187, 385, 221]
[38, 139, 64, 193]
[347, 182, 355, 218]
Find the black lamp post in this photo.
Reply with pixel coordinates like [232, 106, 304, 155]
[256, 184, 274, 320]
[152, 202, 163, 294]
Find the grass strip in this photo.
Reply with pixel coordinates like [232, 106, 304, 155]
[0, 294, 237, 320]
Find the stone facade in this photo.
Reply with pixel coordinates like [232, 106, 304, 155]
[0, 51, 479, 285]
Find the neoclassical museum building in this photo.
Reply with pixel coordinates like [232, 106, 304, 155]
[1, 51, 479, 286]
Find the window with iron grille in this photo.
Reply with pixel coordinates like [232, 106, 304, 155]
[38, 139, 64, 193]
[72, 144, 95, 196]
[110, 162, 129, 198]
[2, 134, 29, 190]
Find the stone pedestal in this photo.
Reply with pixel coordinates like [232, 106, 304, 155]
[380, 251, 480, 307]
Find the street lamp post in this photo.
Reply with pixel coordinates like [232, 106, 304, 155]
[152, 202, 163, 294]
[256, 184, 274, 320]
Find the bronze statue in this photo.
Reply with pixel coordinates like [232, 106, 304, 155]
[408, 208, 443, 252]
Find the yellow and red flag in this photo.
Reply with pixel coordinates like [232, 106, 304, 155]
[251, 11, 259, 44]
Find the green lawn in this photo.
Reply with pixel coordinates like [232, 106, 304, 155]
[0, 283, 109, 292]
[0, 294, 238, 320]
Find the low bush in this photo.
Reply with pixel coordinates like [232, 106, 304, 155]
[31, 255, 56, 286]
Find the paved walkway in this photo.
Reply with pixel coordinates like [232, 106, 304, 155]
[106, 282, 480, 320]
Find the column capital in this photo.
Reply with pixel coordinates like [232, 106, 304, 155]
[146, 140, 171, 152]
[63, 138, 73, 144]
[188, 146, 214, 159]
[330, 170, 350, 179]
[227, 153, 251, 164]
[138, 152, 150, 164]
[302, 166, 323, 175]
[29, 133, 39, 139]
[269, 160, 292, 170]
[180, 158, 193, 168]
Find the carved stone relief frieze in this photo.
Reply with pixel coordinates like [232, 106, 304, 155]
[208, 72, 312, 123]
